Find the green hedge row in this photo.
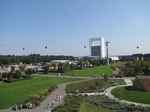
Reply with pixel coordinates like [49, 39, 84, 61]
[52, 95, 84, 112]
[84, 95, 150, 112]
[17, 85, 58, 107]
[66, 79, 105, 93]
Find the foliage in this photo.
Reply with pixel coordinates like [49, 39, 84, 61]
[43, 64, 50, 74]
[18, 85, 58, 107]
[10, 66, 15, 73]
[0, 76, 83, 109]
[84, 95, 150, 112]
[103, 74, 109, 82]
[19, 65, 26, 72]
[52, 95, 84, 112]
[54, 94, 150, 112]
[14, 70, 22, 79]
[66, 78, 125, 93]
[0, 54, 76, 65]
[125, 60, 150, 76]
[25, 68, 33, 75]
[0, 73, 2, 80]
[66, 79, 105, 93]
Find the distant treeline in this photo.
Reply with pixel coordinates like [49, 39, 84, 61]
[0, 54, 77, 65]
[132, 53, 150, 58]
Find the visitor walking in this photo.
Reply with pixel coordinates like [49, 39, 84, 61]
[56, 95, 59, 101]
[51, 100, 54, 108]
[59, 95, 62, 101]
[47, 103, 50, 109]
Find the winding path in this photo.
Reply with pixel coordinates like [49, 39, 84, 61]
[0, 75, 149, 112]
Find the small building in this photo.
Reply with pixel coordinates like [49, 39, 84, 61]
[110, 56, 119, 61]
[132, 76, 150, 92]
[120, 56, 139, 61]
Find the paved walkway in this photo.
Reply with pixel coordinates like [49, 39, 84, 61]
[0, 75, 149, 112]
[105, 85, 150, 107]
[124, 78, 133, 85]
[0, 78, 89, 112]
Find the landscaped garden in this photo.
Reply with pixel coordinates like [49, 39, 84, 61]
[53, 79, 150, 112]
[0, 76, 84, 110]
[111, 86, 150, 104]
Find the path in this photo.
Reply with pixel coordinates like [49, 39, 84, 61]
[124, 78, 133, 85]
[0, 77, 89, 112]
[0, 75, 149, 112]
[105, 85, 150, 107]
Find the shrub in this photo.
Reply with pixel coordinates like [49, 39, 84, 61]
[25, 68, 33, 75]
[52, 95, 84, 112]
[48, 85, 58, 92]
[66, 79, 105, 93]
[14, 70, 22, 79]
[29, 94, 40, 101]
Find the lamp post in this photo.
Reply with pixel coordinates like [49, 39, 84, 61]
[106, 41, 110, 66]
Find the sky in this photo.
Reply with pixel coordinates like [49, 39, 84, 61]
[0, 0, 150, 56]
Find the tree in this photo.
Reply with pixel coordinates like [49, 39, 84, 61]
[25, 68, 33, 75]
[103, 74, 109, 82]
[14, 70, 22, 79]
[0, 73, 2, 80]
[10, 66, 15, 73]
[44, 64, 50, 74]
[125, 62, 135, 76]
[19, 65, 26, 72]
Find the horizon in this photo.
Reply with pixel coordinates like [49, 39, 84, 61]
[0, 0, 150, 56]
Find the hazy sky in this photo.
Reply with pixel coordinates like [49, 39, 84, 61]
[0, 0, 150, 56]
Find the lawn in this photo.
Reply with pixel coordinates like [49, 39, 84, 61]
[39, 66, 113, 77]
[0, 76, 83, 110]
[39, 62, 123, 77]
[79, 102, 116, 112]
[41, 62, 123, 77]
[111, 86, 150, 104]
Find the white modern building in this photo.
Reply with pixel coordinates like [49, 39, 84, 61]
[89, 37, 106, 59]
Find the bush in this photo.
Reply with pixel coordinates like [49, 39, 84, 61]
[25, 68, 33, 75]
[52, 95, 84, 112]
[16, 85, 58, 108]
[66, 79, 105, 93]
[14, 70, 22, 79]
[29, 94, 40, 101]
[84, 95, 150, 112]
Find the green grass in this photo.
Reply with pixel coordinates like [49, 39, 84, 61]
[39, 62, 123, 77]
[0, 76, 83, 110]
[111, 86, 150, 104]
[79, 102, 116, 112]
[40, 66, 113, 77]
[109, 61, 123, 67]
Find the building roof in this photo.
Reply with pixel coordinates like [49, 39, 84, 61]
[133, 75, 150, 92]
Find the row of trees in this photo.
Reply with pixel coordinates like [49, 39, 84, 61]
[43, 61, 90, 74]
[0, 54, 76, 65]
[0, 66, 36, 82]
[126, 59, 150, 76]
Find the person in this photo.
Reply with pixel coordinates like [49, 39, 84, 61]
[47, 102, 50, 109]
[59, 95, 62, 101]
[56, 95, 59, 101]
[12, 104, 18, 110]
[32, 103, 35, 109]
[75, 90, 79, 94]
[51, 100, 54, 108]
[29, 103, 32, 109]
[19, 104, 23, 110]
